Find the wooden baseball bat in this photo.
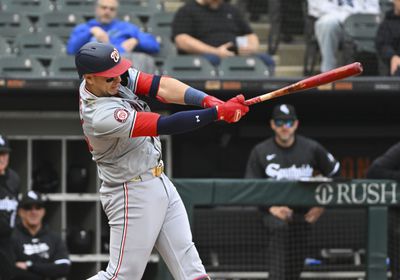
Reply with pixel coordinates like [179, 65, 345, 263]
[244, 62, 363, 106]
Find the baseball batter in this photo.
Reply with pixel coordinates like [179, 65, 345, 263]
[75, 42, 249, 280]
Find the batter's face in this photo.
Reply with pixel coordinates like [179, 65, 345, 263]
[19, 204, 45, 229]
[271, 119, 298, 146]
[85, 74, 122, 97]
[0, 152, 9, 175]
[96, 0, 118, 24]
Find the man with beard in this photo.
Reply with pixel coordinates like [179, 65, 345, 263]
[245, 104, 340, 280]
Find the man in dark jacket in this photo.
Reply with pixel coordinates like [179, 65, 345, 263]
[375, 0, 400, 76]
[11, 191, 70, 280]
[366, 142, 400, 280]
[0, 135, 20, 280]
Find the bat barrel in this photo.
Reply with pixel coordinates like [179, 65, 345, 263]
[244, 62, 363, 106]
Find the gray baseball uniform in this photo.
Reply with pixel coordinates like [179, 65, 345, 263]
[80, 68, 207, 280]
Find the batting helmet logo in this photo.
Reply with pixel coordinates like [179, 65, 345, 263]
[114, 108, 129, 123]
[110, 48, 120, 63]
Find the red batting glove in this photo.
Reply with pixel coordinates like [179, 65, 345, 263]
[215, 94, 249, 123]
[202, 95, 225, 108]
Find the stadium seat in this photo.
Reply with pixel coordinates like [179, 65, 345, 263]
[0, 56, 46, 78]
[153, 34, 177, 65]
[1, 0, 55, 18]
[0, 12, 33, 43]
[118, 12, 143, 29]
[218, 57, 270, 80]
[13, 33, 66, 61]
[55, 0, 95, 19]
[342, 13, 381, 75]
[343, 13, 381, 54]
[0, 36, 13, 57]
[161, 55, 217, 80]
[147, 12, 175, 37]
[380, 0, 393, 17]
[48, 56, 78, 79]
[119, 0, 162, 23]
[36, 12, 85, 43]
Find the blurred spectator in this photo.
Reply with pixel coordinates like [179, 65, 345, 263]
[308, 0, 380, 72]
[366, 142, 400, 280]
[0, 135, 20, 280]
[375, 0, 400, 76]
[245, 104, 340, 280]
[172, 0, 275, 75]
[367, 142, 400, 180]
[67, 0, 160, 72]
[11, 191, 70, 280]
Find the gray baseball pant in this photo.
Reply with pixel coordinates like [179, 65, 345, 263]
[87, 173, 207, 280]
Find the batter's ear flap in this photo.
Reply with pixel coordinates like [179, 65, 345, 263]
[120, 70, 129, 87]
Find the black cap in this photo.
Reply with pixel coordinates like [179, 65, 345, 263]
[0, 135, 11, 153]
[75, 42, 131, 78]
[271, 104, 297, 120]
[19, 190, 45, 208]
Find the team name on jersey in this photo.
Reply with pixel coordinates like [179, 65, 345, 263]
[23, 242, 50, 259]
[265, 163, 314, 180]
[0, 197, 18, 211]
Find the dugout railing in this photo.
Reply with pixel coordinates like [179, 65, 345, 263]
[156, 179, 398, 280]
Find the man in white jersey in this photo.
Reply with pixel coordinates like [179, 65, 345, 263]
[75, 42, 249, 280]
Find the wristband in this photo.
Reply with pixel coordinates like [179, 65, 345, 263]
[184, 87, 208, 107]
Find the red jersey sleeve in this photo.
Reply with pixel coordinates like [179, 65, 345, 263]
[130, 111, 161, 137]
[135, 72, 161, 98]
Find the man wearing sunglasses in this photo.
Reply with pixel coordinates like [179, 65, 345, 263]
[11, 191, 71, 280]
[0, 135, 20, 280]
[76, 41, 249, 280]
[245, 104, 340, 280]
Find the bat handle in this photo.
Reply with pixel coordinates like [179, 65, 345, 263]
[244, 97, 261, 106]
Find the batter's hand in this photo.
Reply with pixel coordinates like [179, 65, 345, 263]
[216, 94, 249, 123]
[202, 95, 224, 108]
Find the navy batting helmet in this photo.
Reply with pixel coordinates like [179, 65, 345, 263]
[75, 42, 131, 78]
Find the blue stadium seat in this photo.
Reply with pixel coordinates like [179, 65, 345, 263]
[48, 56, 78, 79]
[0, 56, 46, 78]
[0, 12, 33, 43]
[218, 57, 270, 80]
[37, 12, 85, 43]
[161, 55, 217, 80]
[13, 33, 66, 61]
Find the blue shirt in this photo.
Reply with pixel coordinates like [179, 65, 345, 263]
[67, 19, 160, 55]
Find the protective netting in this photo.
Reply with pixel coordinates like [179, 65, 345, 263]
[193, 206, 375, 280]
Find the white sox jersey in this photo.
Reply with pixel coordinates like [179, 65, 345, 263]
[79, 68, 162, 185]
[245, 135, 340, 179]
